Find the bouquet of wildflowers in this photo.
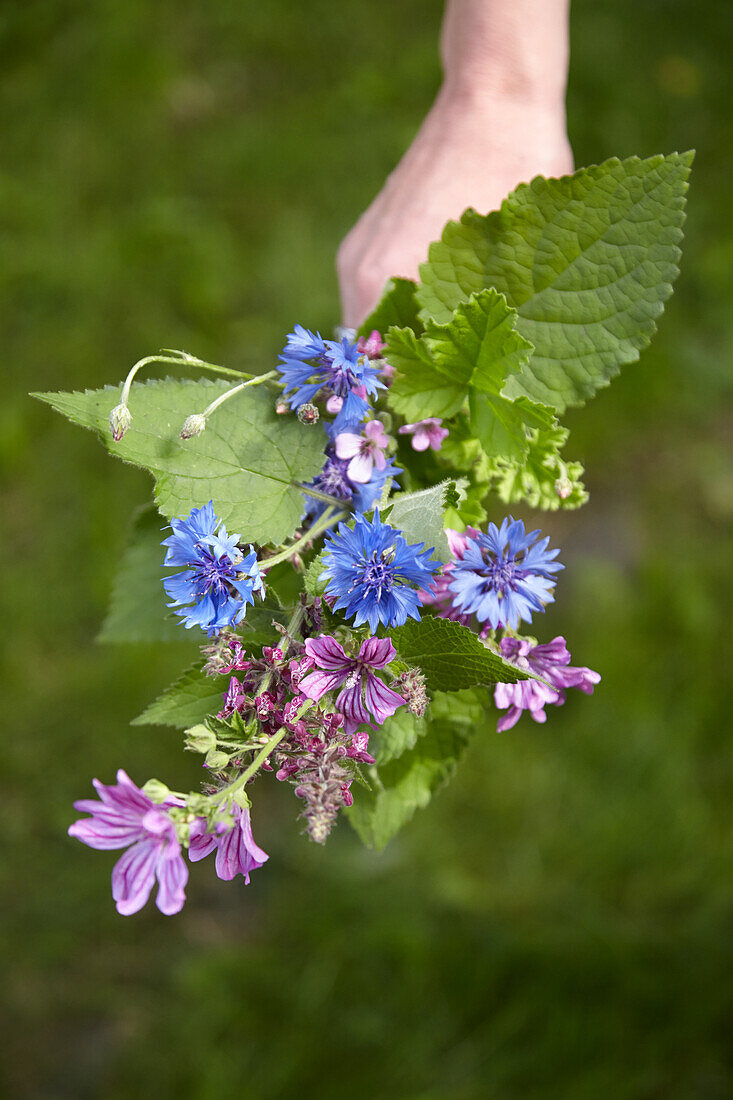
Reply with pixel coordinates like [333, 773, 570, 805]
[36, 153, 691, 916]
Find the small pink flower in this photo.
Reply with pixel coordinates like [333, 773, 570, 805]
[357, 330, 385, 359]
[334, 420, 390, 483]
[300, 634, 405, 732]
[398, 418, 449, 452]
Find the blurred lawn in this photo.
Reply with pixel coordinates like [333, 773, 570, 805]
[2, 0, 732, 1096]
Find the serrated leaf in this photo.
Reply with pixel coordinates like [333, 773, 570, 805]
[303, 551, 328, 597]
[371, 708, 426, 766]
[417, 152, 693, 410]
[358, 277, 423, 339]
[390, 616, 532, 693]
[385, 327, 466, 422]
[424, 287, 534, 390]
[347, 690, 484, 850]
[98, 503, 193, 645]
[34, 378, 326, 543]
[469, 390, 556, 460]
[387, 481, 452, 562]
[132, 662, 224, 729]
[484, 424, 588, 511]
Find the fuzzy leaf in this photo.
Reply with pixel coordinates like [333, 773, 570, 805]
[132, 662, 224, 729]
[390, 616, 532, 693]
[303, 551, 328, 597]
[371, 708, 427, 766]
[387, 481, 454, 562]
[417, 152, 693, 410]
[385, 327, 466, 421]
[98, 504, 192, 645]
[358, 277, 423, 339]
[34, 378, 326, 544]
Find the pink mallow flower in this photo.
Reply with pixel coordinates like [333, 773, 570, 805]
[419, 527, 479, 626]
[188, 803, 268, 882]
[398, 418, 448, 452]
[334, 420, 389, 483]
[494, 636, 601, 731]
[68, 770, 188, 916]
[300, 635, 405, 732]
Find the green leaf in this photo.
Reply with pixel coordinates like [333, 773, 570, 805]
[385, 327, 466, 422]
[417, 152, 693, 410]
[33, 378, 326, 544]
[387, 481, 454, 562]
[390, 616, 532, 693]
[358, 277, 423, 339]
[98, 503, 192, 644]
[132, 662, 224, 729]
[347, 690, 484, 850]
[424, 287, 534, 390]
[371, 708, 427, 766]
[469, 390, 555, 461]
[303, 551, 328, 597]
[483, 424, 589, 511]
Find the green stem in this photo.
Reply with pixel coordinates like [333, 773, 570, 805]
[294, 481, 352, 509]
[260, 506, 344, 570]
[199, 370, 278, 420]
[119, 356, 251, 404]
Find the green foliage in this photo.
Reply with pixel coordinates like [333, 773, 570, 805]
[131, 661, 224, 729]
[98, 503, 186, 644]
[347, 690, 484, 850]
[483, 424, 589, 511]
[417, 152, 693, 410]
[391, 616, 531, 692]
[303, 551, 328, 597]
[370, 707, 426, 766]
[384, 326, 466, 421]
[34, 379, 325, 544]
[357, 276, 423, 339]
[386, 481, 454, 561]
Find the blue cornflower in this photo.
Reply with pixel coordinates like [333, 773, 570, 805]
[448, 517, 563, 630]
[162, 502, 264, 635]
[303, 449, 402, 522]
[321, 510, 439, 633]
[277, 326, 384, 431]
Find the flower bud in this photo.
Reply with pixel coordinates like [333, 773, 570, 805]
[297, 402, 320, 425]
[109, 403, 131, 442]
[275, 399, 289, 415]
[555, 476, 573, 500]
[142, 778, 171, 803]
[184, 723, 216, 754]
[180, 413, 207, 440]
[204, 748, 230, 771]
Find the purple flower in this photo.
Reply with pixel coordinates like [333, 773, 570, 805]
[419, 526, 479, 626]
[334, 420, 390, 483]
[303, 447, 401, 522]
[494, 635, 601, 731]
[300, 634, 406, 732]
[357, 330, 385, 359]
[399, 418, 449, 452]
[449, 517, 563, 630]
[188, 803, 268, 883]
[68, 770, 188, 916]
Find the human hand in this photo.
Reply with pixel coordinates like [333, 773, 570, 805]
[337, 0, 573, 328]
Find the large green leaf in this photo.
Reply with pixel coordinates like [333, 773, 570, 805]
[347, 690, 485, 850]
[98, 503, 191, 644]
[483, 423, 589, 511]
[390, 616, 532, 693]
[417, 152, 693, 410]
[357, 277, 423, 339]
[34, 378, 326, 544]
[132, 662, 225, 729]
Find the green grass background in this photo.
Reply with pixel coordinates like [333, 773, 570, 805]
[2, 1, 732, 1096]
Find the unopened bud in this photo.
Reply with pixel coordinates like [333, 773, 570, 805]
[275, 399, 289, 415]
[142, 778, 171, 803]
[555, 476, 572, 500]
[204, 748, 230, 771]
[184, 723, 216, 754]
[326, 394, 343, 414]
[297, 402, 320, 425]
[109, 403, 131, 442]
[180, 413, 207, 439]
